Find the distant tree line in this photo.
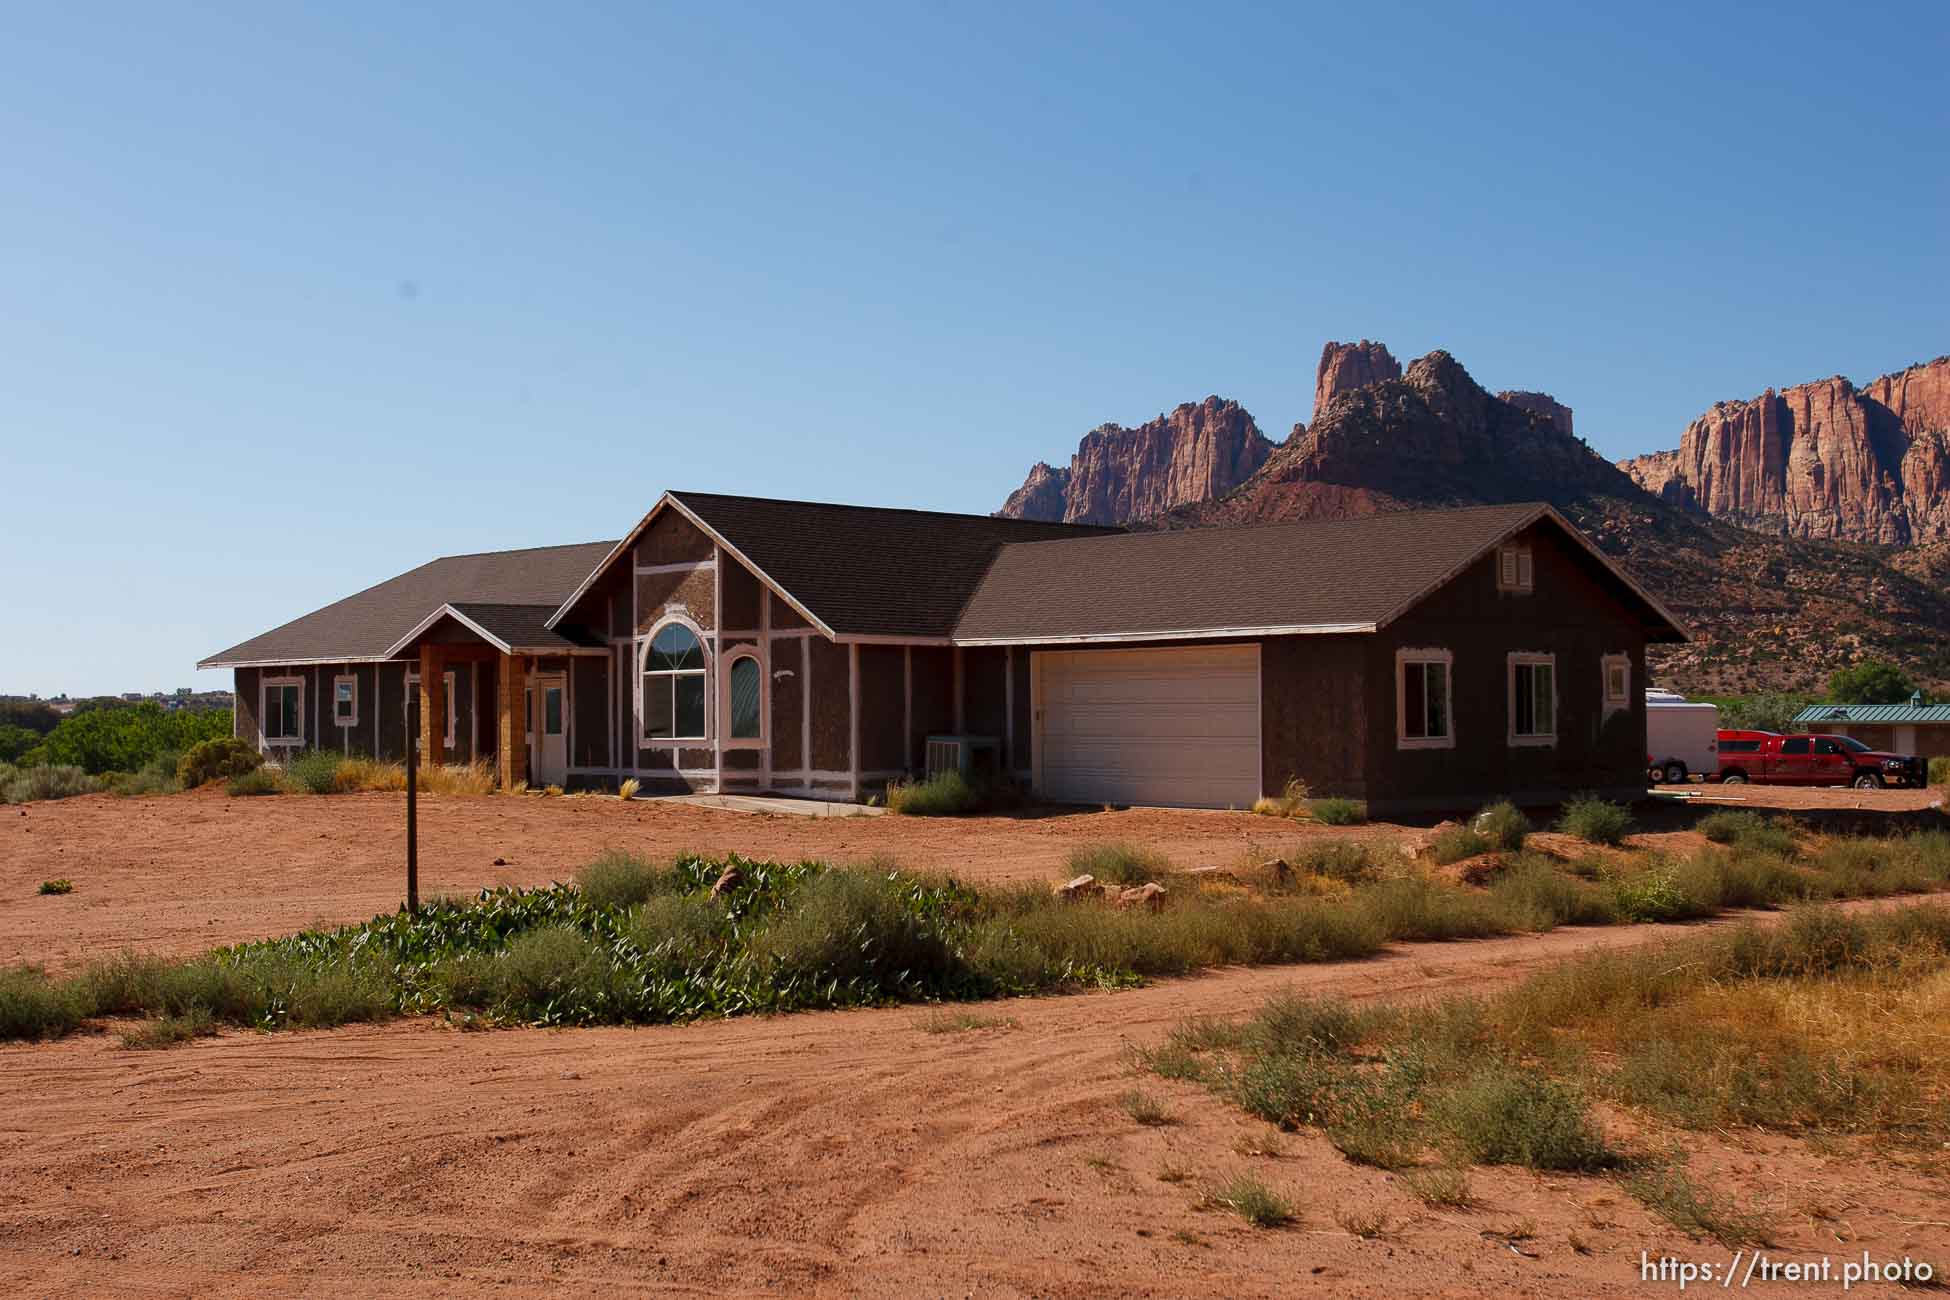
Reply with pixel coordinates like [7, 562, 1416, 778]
[0, 702, 232, 773]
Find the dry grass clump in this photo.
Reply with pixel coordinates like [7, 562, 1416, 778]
[1146, 905, 1950, 1241]
[1066, 841, 1175, 886]
[1252, 778, 1310, 819]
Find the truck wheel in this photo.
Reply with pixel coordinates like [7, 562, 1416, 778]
[1663, 761, 1687, 785]
[1852, 772, 1884, 790]
[1720, 771, 1748, 785]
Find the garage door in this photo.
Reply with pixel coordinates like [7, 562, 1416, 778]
[1035, 645, 1261, 809]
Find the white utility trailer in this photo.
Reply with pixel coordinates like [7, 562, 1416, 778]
[1646, 688, 1719, 784]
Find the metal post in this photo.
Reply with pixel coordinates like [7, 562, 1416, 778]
[406, 692, 420, 914]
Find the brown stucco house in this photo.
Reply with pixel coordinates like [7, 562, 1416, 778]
[199, 492, 1686, 813]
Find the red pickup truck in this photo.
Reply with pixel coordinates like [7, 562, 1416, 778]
[1715, 731, 1924, 789]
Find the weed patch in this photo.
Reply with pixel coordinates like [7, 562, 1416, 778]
[1559, 795, 1633, 846]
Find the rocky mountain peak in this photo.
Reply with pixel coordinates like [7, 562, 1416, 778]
[996, 395, 1274, 525]
[1313, 340, 1401, 418]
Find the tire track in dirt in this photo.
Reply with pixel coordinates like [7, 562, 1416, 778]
[4, 898, 1945, 1297]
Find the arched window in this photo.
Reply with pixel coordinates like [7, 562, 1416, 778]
[727, 654, 761, 740]
[643, 621, 706, 740]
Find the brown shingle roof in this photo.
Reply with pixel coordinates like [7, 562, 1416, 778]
[199, 541, 617, 667]
[953, 503, 1686, 643]
[666, 491, 1123, 638]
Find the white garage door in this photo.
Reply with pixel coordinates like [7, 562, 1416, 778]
[1035, 645, 1262, 809]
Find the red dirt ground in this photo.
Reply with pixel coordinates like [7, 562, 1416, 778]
[4, 784, 1939, 972]
[1, 904, 1944, 1297]
[1, 790, 1944, 1296]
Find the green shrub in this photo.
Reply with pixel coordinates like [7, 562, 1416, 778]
[1357, 876, 1510, 941]
[884, 769, 980, 816]
[578, 851, 677, 910]
[1930, 756, 1950, 788]
[283, 750, 346, 795]
[1309, 798, 1366, 826]
[1487, 857, 1618, 929]
[37, 878, 74, 896]
[178, 737, 262, 788]
[32, 702, 231, 776]
[74, 952, 172, 1015]
[1295, 842, 1379, 885]
[0, 725, 41, 764]
[1429, 827, 1492, 865]
[0, 967, 83, 1041]
[623, 894, 727, 967]
[1697, 810, 1798, 857]
[1066, 841, 1172, 886]
[1558, 795, 1632, 846]
[1612, 864, 1713, 923]
[749, 871, 959, 992]
[1, 764, 100, 804]
[1213, 1172, 1296, 1228]
[106, 754, 183, 797]
[225, 768, 283, 797]
[1473, 801, 1531, 851]
[1430, 1068, 1617, 1171]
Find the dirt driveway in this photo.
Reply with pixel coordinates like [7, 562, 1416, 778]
[1, 900, 1943, 1298]
[5, 785, 1941, 972]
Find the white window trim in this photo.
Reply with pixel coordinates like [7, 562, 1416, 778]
[332, 673, 359, 728]
[638, 613, 710, 745]
[1507, 651, 1558, 747]
[721, 646, 765, 749]
[1601, 653, 1631, 718]
[1497, 544, 1534, 593]
[1395, 647, 1455, 751]
[261, 675, 304, 747]
[403, 671, 458, 749]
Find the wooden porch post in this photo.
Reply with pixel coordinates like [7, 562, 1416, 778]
[498, 652, 527, 790]
[419, 644, 446, 768]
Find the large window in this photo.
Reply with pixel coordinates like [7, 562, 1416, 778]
[727, 654, 762, 740]
[1509, 653, 1556, 745]
[263, 677, 302, 744]
[1396, 649, 1453, 750]
[643, 622, 707, 740]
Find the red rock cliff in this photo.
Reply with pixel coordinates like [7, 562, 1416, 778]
[1313, 340, 1401, 419]
[997, 397, 1273, 524]
[1619, 357, 1950, 544]
[1496, 390, 1574, 437]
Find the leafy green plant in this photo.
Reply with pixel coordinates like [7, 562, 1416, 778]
[1, 764, 101, 804]
[31, 702, 231, 776]
[884, 769, 980, 816]
[1558, 795, 1632, 846]
[284, 750, 345, 795]
[1211, 1173, 1295, 1228]
[1065, 841, 1173, 886]
[225, 768, 283, 797]
[1473, 800, 1530, 851]
[1308, 797, 1366, 826]
[177, 737, 262, 788]
[37, 879, 74, 896]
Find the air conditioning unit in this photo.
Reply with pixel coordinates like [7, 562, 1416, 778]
[925, 734, 1001, 783]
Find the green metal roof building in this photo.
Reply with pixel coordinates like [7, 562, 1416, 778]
[1792, 692, 1950, 759]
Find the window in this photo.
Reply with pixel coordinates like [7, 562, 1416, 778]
[1601, 654, 1630, 715]
[403, 671, 458, 748]
[1497, 544, 1534, 593]
[1722, 739, 1761, 754]
[262, 677, 302, 744]
[727, 654, 761, 740]
[1814, 738, 1848, 757]
[1509, 653, 1556, 745]
[642, 621, 707, 740]
[1396, 649, 1453, 750]
[1781, 737, 1810, 756]
[333, 674, 358, 727]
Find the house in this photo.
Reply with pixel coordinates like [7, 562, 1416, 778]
[198, 492, 1687, 812]
[1792, 695, 1950, 759]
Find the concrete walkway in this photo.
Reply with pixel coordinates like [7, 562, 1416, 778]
[641, 792, 887, 818]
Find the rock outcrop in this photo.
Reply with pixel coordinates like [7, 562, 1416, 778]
[1619, 358, 1950, 545]
[1313, 340, 1401, 418]
[1496, 390, 1574, 437]
[997, 397, 1273, 525]
[1184, 349, 1633, 525]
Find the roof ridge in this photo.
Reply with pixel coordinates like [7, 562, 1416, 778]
[669, 489, 1123, 533]
[433, 539, 618, 563]
[991, 501, 1547, 550]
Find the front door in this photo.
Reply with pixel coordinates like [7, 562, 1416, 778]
[532, 674, 568, 788]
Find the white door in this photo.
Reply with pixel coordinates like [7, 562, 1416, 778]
[1035, 645, 1261, 809]
[532, 674, 567, 787]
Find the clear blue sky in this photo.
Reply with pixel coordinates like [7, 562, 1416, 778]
[2, 2, 1943, 696]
